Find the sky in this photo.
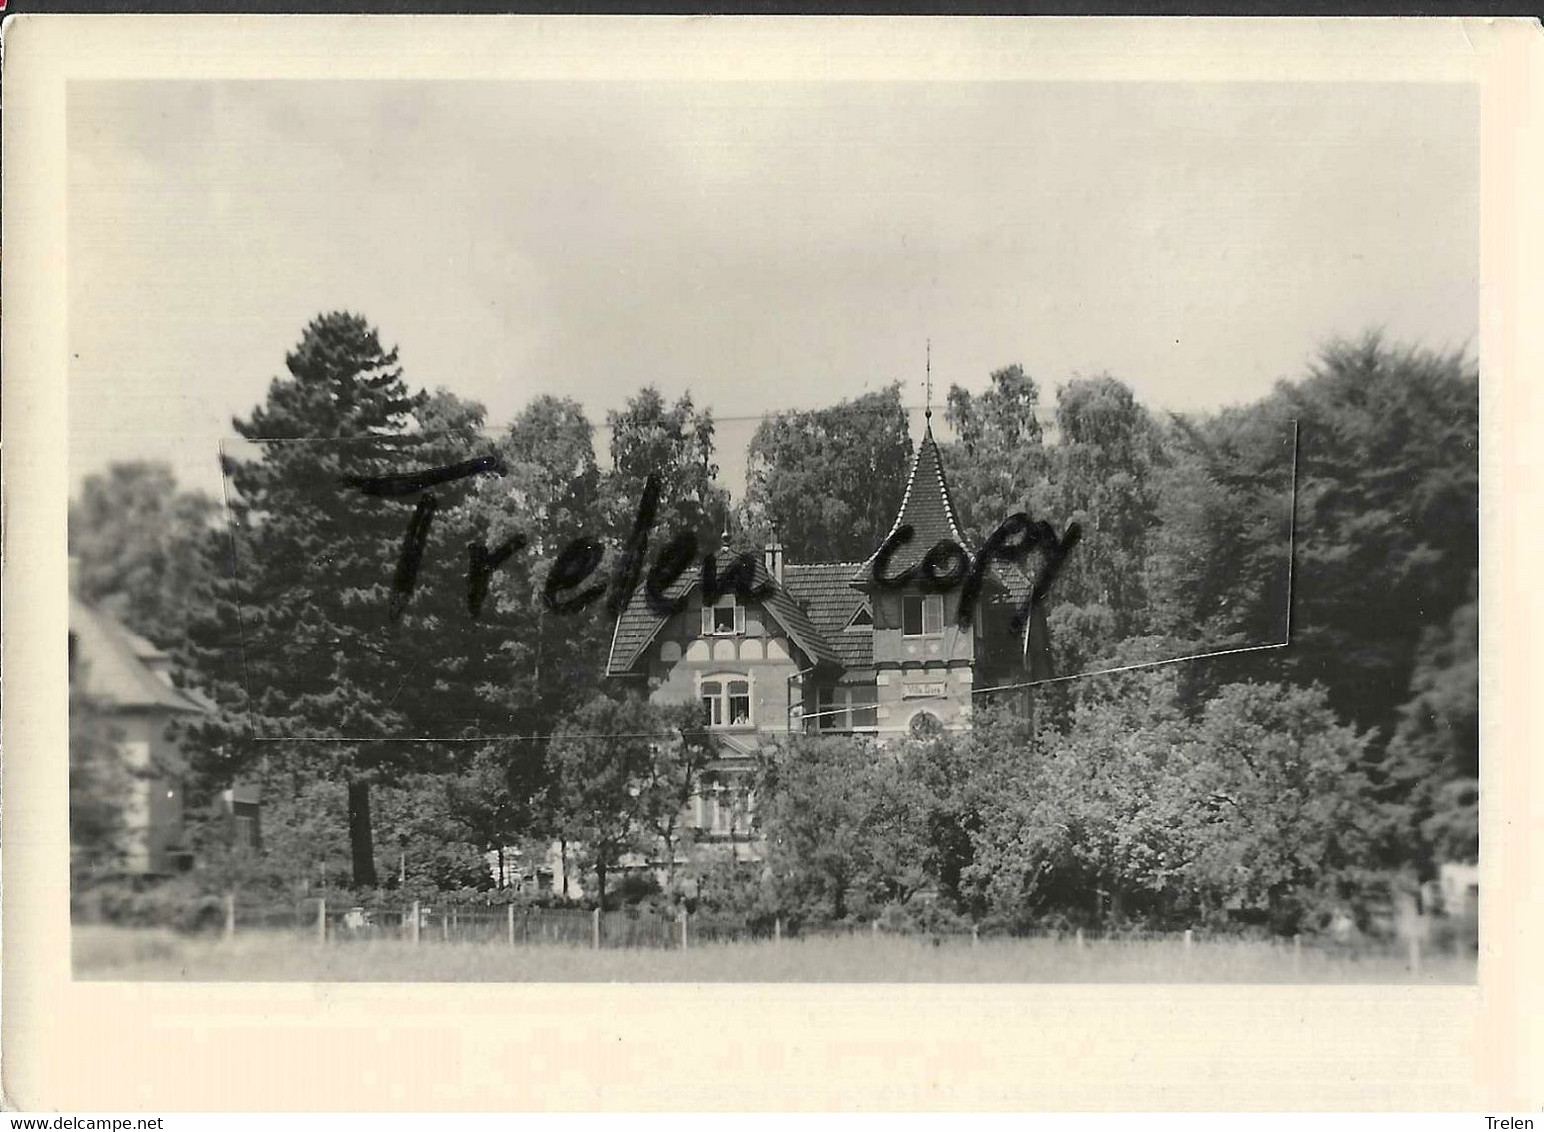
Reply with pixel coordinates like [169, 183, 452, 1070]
[67, 79, 1478, 503]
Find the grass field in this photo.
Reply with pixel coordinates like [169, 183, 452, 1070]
[72, 924, 1476, 983]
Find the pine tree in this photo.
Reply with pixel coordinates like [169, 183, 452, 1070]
[176, 312, 508, 887]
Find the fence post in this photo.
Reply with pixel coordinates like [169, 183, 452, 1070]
[1292, 933, 1302, 973]
[317, 898, 326, 945]
[1075, 928, 1084, 949]
[774, 917, 783, 945]
[222, 892, 235, 941]
[678, 907, 688, 950]
[972, 923, 979, 948]
[507, 904, 515, 948]
[411, 900, 421, 946]
[592, 907, 601, 951]
[1407, 935, 1422, 976]
[871, 919, 879, 937]
[442, 909, 449, 943]
[1183, 929, 1194, 952]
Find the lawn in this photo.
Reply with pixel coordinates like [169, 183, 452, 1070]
[72, 924, 1476, 983]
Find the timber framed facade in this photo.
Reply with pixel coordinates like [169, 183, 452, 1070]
[603, 418, 1044, 861]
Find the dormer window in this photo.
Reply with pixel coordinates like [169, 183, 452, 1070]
[845, 604, 873, 630]
[701, 593, 744, 636]
[903, 594, 944, 637]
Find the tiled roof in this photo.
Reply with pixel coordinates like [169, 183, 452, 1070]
[607, 549, 842, 676]
[69, 596, 209, 714]
[853, 421, 969, 582]
[604, 428, 1037, 679]
[846, 421, 1042, 608]
[990, 558, 1035, 607]
[781, 563, 872, 668]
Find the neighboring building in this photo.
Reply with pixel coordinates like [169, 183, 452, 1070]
[68, 593, 209, 875]
[604, 417, 1042, 865]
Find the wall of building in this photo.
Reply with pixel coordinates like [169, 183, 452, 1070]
[114, 711, 187, 875]
[875, 666, 975, 735]
[641, 598, 805, 735]
[868, 588, 977, 734]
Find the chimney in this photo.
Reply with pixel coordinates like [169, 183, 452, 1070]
[763, 541, 784, 584]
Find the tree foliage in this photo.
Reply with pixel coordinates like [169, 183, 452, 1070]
[1269, 334, 1478, 737]
[741, 384, 912, 560]
[69, 462, 220, 649]
[175, 312, 508, 886]
[753, 678, 1381, 934]
[603, 386, 727, 546]
[941, 365, 1052, 547]
[545, 694, 707, 908]
[753, 734, 932, 923]
[1383, 575, 1479, 875]
[88, 316, 1476, 931]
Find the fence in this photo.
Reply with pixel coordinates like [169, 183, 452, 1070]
[208, 897, 807, 949]
[209, 897, 692, 950]
[191, 893, 1460, 971]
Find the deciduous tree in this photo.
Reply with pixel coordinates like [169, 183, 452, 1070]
[741, 384, 912, 560]
[69, 462, 219, 649]
[545, 694, 668, 908]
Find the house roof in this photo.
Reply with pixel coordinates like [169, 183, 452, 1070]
[606, 549, 842, 676]
[604, 425, 1038, 680]
[844, 420, 1035, 607]
[853, 420, 969, 582]
[781, 563, 872, 669]
[69, 596, 209, 714]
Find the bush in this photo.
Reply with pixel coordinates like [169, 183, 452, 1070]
[1427, 910, 1479, 956]
[877, 893, 973, 936]
[612, 871, 661, 907]
[72, 875, 226, 934]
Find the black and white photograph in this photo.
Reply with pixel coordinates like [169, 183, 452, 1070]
[58, 63, 1484, 986]
[11, 12, 1539, 1115]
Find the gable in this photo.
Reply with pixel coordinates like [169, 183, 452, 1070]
[69, 596, 208, 714]
[606, 550, 842, 676]
[780, 563, 872, 670]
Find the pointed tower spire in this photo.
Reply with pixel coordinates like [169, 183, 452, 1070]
[851, 344, 969, 584]
[925, 338, 933, 423]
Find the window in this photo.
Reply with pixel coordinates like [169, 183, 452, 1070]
[701, 594, 744, 636]
[701, 675, 752, 729]
[845, 604, 873, 630]
[711, 784, 734, 833]
[902, 594, 944, 637]
[707, 781, 747, 833]
[816, 685, 879, 733]
[909, 711, 944, 740]
[695, 781, 742, 834]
